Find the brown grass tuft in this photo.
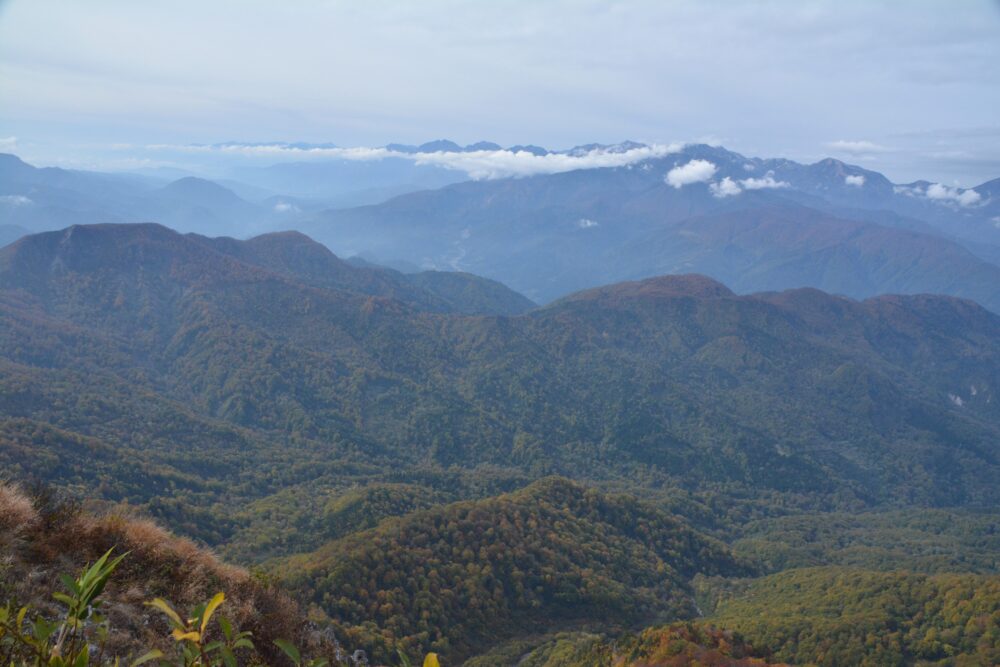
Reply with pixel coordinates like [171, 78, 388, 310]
[0, 491, 332, 663]
[0, 481, 38, 532]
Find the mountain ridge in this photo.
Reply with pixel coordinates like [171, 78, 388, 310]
[3, 223, 1000, 516]
[5, 147, 999, 313]
[303, 146, 1000, 309]
[1, 222, 534, 317]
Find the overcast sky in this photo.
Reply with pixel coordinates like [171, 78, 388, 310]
[1, 0, 999, 184]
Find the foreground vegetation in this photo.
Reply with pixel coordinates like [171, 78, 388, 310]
[0, 481, 337, 665]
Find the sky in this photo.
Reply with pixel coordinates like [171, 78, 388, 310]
[1, 0, 999, 185]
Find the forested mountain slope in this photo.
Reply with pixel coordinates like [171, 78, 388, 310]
[1, 223, 1000, 522]
[280, 478, 750, 662]
[198, 229, 535, 315]
[706, 567, 1000, 666]
[2, 223, 1000, 665]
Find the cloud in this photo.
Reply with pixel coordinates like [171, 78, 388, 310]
[577, 218, 599, 228]
[0, 137, 17, 153]
[273, 201, 300, 213]
[925, 182, 982, 206]
[144, 142, 684, 180]
[413, 143, 682, 180]
[708, 171, 789, 198]
[665, 159, 717, 188]
[710, 177, 741, 198]
[826, 140, 890, 154]
[741, 173, 789, 190]
[894, 182, 982, 207]
[845, 174, 865, 187]
[0, 195, 32, 206]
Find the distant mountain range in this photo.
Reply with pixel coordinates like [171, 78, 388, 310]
[304, 143, 1000, 308]
[0, 153, 296, 238]
[3, 142, 999, 314]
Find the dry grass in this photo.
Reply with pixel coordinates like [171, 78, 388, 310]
[0, 481, 38, 533]
[0, 484, 338, 664]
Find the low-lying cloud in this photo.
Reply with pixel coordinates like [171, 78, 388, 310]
[741, 174, 789, 190]
[895, 182, 982, 207]
[926, 182, 981, 206]
[145, 142, 684, 180]
[710, 177, 741, 198]
[710, 172, 789, 198]
[665, 159, 717, 188]
[416, 144, 682, 179]
[845, 174, 866, 187]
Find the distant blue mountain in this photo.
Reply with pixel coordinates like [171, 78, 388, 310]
[3, 143, 998, 314]
[0, 153, 282, 238]
[301, 143, 1000, 311]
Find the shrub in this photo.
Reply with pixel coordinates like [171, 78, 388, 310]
[0, 550, 441, 666]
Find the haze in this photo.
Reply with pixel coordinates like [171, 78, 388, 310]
[2, 0, 1000, 184]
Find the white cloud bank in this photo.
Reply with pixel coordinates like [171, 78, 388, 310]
[894, 182, 982, 207]
[665, 159, 717, 188]
[0, 137, 17, 153]
[416, 144, 683, 179]
[845, 174, 866, 187]
[926, 182, 982, 206]
[146, 142, 684, 180]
